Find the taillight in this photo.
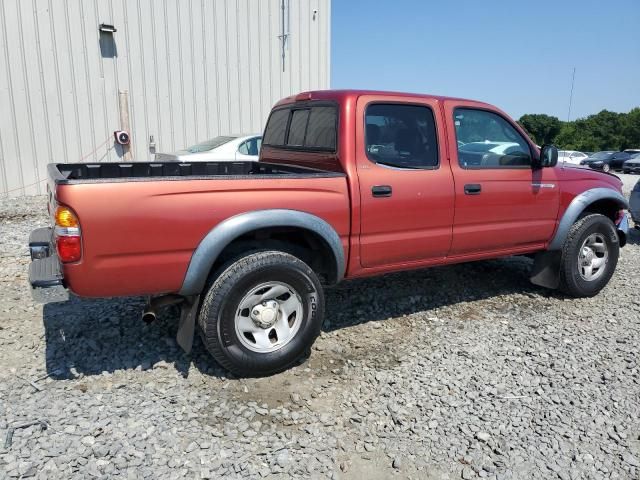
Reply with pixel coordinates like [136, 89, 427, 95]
[54, 205, 82, 263]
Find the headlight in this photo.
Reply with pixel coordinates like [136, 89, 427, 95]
[592, 161, 603, 165]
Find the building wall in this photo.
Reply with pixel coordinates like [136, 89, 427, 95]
[0, 0, 330, 196]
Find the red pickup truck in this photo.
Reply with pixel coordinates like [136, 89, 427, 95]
[29, 90, 629, 376]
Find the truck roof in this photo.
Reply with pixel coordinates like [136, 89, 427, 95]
[274, 89, 491, 108]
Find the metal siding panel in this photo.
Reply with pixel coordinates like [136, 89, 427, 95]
[16, 1, 45, 193]
[247, 0, 262, 132]
[269, 0, 282, 103]
[124, 0, 147, 161]
[178, 0, 195, 147]
[66, 0, 94, 166]
[202, 0, 220, 138]
[0, 0, 21, 194]
[190, 0, 206, 142]
[227, 0, 241, 133]
[97, 0, 120, 162]
[0, 0, 331, 195]
[237, 0, 252, 133]
[34, 1, 67, 167]
[214, 0, 231, 134]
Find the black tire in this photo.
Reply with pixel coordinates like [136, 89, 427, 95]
[198, 250, 324, 377]
[558, 213, 619, 297]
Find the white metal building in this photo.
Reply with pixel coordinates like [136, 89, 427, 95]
[0, 0, 331, 196]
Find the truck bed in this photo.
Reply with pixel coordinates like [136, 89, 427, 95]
[49, 160, 343, 184]
[48, 160, 350, 298]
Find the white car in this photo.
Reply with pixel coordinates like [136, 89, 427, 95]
[154, 134, 262, 162]
[558, 150, 588, 165]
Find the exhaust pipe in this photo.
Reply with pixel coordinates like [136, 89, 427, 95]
[142, 294, 184, 324]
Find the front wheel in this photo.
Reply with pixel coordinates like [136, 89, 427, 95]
[198, 251, 325, 377]
[558, 213, 619, 297]
[602, 163, 611, 173]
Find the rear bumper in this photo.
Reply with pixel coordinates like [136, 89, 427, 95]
[29, 227, 69, 303]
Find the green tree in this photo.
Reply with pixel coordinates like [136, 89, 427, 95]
[517, 114, 562, 145]
[622, 107, 640, 148]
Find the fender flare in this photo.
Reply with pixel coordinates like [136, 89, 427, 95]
[547, 187, 628, 251]
[179, 209, 345, 296]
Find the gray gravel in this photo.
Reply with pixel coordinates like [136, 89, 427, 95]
[1, 177, 639, 479]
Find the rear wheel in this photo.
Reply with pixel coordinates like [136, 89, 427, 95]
[198, 251, 324, 377]
[558, 214, 619, 297]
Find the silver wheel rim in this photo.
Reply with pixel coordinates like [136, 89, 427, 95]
[578, 233, 608, 281]
[234, 281, 303, 353]
[602, 164, 610, 172]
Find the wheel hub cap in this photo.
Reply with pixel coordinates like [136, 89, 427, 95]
[234, 282, 304, 353]
[251, 300, 279, 328]
[578, 233, 608, 281]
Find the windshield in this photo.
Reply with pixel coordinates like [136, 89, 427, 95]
[588, 152, 614, 160]
[186, 136, 236, 153]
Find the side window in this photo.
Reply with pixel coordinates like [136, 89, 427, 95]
[454, 108, 531, 169]
[238, 141, 249, 155]
[364, 103, 439, 169]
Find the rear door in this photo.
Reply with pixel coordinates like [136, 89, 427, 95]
[356, 95, 455, 268]
[444, 101, 560, 255]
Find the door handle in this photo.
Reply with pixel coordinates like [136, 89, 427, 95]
[464, 184, 482, 195]
[372, 185, 392, 197]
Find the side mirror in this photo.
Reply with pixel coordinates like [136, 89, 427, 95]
[538, 144, 558, 168]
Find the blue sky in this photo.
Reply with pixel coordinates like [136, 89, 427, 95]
[331, 0, 640, 120]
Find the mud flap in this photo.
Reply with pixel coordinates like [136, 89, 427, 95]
[530, 251, 562, 289]
[176, 295, 200, 353]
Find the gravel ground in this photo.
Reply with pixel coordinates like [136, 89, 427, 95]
[1, 176, 639, 480]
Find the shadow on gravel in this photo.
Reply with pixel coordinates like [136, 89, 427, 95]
[41, 256, 549, 380]
[626, 226, 640, 245]
[42, 297, 230, 381]
[322, 256, 549, 332]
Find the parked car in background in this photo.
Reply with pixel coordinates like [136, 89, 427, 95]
[558, 150, 588, 165]
[154, 134, 262, 162]
[580, 151, 632, 172]
[630, 179, 640, 226]
[622, 153, 640, 174]
[624, 149, 640, 155]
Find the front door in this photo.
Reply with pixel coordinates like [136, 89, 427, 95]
[444, 101, 560, 256]
[356, 95, 455, 268]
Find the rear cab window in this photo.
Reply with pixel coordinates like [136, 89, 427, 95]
[263, 103, 337, 151]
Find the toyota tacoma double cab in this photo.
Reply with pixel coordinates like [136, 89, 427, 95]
[29, 90, 630, 376]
